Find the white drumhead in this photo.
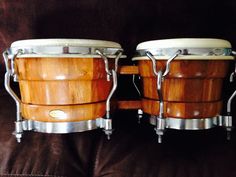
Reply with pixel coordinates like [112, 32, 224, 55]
[10, 39, 123, 58]
[11, 39, 121, 48]
[136, 38, 231, 50]
[134, 38, 233, 60]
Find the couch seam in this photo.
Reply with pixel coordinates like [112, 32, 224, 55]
[0, 174, 66, 177]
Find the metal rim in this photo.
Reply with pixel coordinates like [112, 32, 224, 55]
[22, 119, 103, 133]
[8, 47, 124, 58]
[7, 39, 124, 58]
[149, 116, 218, 130]
[134, 48, 232, 60]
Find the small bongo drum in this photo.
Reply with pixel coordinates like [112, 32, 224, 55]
[3, 39, 124, 142]
[133, 38, 236, 142]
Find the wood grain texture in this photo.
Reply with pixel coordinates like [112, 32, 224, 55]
[138, 60, 229, 78]
[21, 102, 106, 122]
[16, 57, 113, 121]
[117, 100, 141, 109]
[16, 57, 112, 105]
[142, 98, 222, 118]
[19, 79, 111, 104]
[16, 57, 108, 80]
[118, 65, 139, 75]
[138, 59, 229, 118]
[142, 78, 223, 101]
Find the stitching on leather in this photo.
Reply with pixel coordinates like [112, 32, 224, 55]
[0, 174, 66, 177]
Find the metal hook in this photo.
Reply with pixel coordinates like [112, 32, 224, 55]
[163, 50, 181, 77]
[114, 50, 123, 72]
[96, 49, 112, 81]
[132, 74, 141, 96]
[145, 51, 164, 119]
[104, 70, 118, 139]
[96, 49, 123, 81]
[3, 49, 23, 143]
[145, 50, 181, 143]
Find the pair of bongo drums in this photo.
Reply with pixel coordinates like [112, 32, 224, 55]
[3, 38, 236, 143]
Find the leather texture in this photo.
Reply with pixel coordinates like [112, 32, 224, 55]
[0, 0, 236, 177]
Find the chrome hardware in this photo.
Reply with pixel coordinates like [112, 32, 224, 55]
[154, 116, 166, 143]
[95, 49, 122, 139]
[230, 51, 236, 82]
[150, 115, 233, 140]
[146, 51, 163, 143]
[11, 45, 123, 56]
[146, 51, 164, 142]
[149, 116, 217, 130]
[163, 50, 181, 77]
[221, 51, 236, 140]
[96, 49, 112, 81]
[228, 51, 236, 114]
[227, 91, 236, 114]
[17, 118, 110, 133]
[149, 115, 234, 141]
[3, 49, 23, 143]
[4, 46, 123, 142]
[137, 109, 143, 124]
[104, 70, 118, 139]
[96, 49, 123, 81]
[132, 67, 142, 124]
[145, 51, 164, 118]
[106, 70, 118, 119]
[224, 115, 233, 140]
[3, 49, 22, 80]
[132, 74, 141, 96]
[146, 50, 180, 143]
[136, 48, 232, 57]
[114, 51, 123, 72]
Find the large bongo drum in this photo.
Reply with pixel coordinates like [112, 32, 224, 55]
[133, 38, 236, 142]
[3, 39, 124, 142]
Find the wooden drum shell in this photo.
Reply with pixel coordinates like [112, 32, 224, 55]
[21, 102, 106, 122]
[15, 57, 112, 122]
[137, 59, 230, 118]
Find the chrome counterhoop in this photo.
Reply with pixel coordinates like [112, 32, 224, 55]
[149, 115, 234, 132]
[21, 118, 111, 134]
[149, 116, 218, 130]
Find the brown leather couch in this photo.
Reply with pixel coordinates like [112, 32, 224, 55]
[1, 1, 236, 177]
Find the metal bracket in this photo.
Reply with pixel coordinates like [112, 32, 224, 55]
[3, 49, 23, 143]
[96, 49, 122, 81]
[227, 52, 236, 115]
[133, 71, 143, 124]
[3, 46, 123, 142]
[219, 50, 236, 140]
[216, 115, 233, 140]
[145, 50, 180, 143]
[137, 109, 143, 124]
[154, 117, 165, 143]
[132, 74, 141, 97]
[96, 49, 122, 139]
[17, 118, 112, 133]
[97, 118, 112, 131]
[104, 70, 118, 139]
